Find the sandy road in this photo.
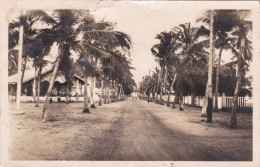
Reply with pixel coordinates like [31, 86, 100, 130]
[9, 98, 252, 161]
[82, 99, 251, 161]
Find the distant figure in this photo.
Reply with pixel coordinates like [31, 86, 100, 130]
[133, 91, 138, 100]
[49, 97, 53, 103]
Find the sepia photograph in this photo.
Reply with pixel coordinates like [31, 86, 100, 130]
[0, 1, 259, 167]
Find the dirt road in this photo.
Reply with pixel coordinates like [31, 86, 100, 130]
[9, 98, 252, 161]
[82, 99, 252, 161]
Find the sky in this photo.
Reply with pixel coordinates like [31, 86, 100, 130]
[90, 1, 203, 84]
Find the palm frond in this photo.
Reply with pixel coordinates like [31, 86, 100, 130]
[81, 42, 113, 59]
[26, 10, 56, 26]
[83, 30, 132, 50]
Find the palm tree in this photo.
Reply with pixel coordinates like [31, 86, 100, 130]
[230, 10, 252, 128]
[77, 12, 132, 112]
[197, 10, 252, 123]
[99, 49, 134, 103]
[9, 10, 55, 83]
[79, 17, 113, 107]
[9, 10, 55, 111]
[197, 10, 241, 113]
[59, 56, 74, 104]
[40, 10, 128, 116]
[77, 55, 96, 112]
[166, 73, 177, 107]
[169, 22, 208, 111]
[155, 67, 161, 103]
[113, 52, 136, 99]
[204, 10, 215, 122]
[151, 32, 173, 105]
[42, 10, 84, 120]
[30, 30, 55, 107]
[16, 12, 24, 111]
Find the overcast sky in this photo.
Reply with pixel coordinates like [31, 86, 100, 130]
[91, 1, 204, 84]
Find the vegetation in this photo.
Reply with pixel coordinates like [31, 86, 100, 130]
[141, 9, 252, 128]
[8, 9, 135, 120]
[8, 9, 252, 128]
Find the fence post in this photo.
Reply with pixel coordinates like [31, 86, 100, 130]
[218, 95, 222, 109]
[221, 93, 226, 109]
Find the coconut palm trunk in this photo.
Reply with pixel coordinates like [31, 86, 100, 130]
[191, 92, 195, 106]
[201, 81, 208, 117]
[115, 81, 119, 101]
[118, 85, 122, 100]
[35, 67, 41, 107]
[21, 55, 28, 85]
[122, 86, 125, 99]
[167, 73, 177, 107]
[115, 82, 118, 101]
[65, 82, 69, 104]
[76, 79, 79, 101]
[179, 90, 184, 111]
[231, 37, 245, 128]
[16, 18, 24, 111]
[172, 90, 178, 109]
[114, 80, 117, 102]
[33, 68, 37, 103]
[150, 84, 155, 102]
[107, 80, 111, 103]
[111, 80, 115, 102]
[104, 77, 107, 104]
[116, 83, 119, 101]
[42, 56, 61, 121]
[166, 90, 170, 106]
[99, 79, 104, 106]
[213, 47, 223, 112]
[160, 67, 168, 105]
[206, 10, 215, 123]
[155, 72, 161, 103]
[159, 74, 164, 103]
[83, 76, 91, 113]
[90, 77, 96, 108]
[90, 57, 99, 107]
[120, 86, 123, 100]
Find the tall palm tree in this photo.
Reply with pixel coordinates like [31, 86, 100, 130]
[30, 30, 55, 107]
[78, 13, 132, 113]
[42, 10, 84, 120]
[9, 10, 55, 111]
[169, 22, 208, 111]
[197, 10, 241, 113]
[197, 10, 252, 124]
[230, 10, 252, 128]
[204, 10, 215, 122]
[9, 10, 55, 83]
[151, 31, 173, 105]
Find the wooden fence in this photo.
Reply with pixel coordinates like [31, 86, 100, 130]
[157, 93, 253, 109]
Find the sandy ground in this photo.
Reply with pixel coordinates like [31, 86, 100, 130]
[8, 98, 252, 161]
